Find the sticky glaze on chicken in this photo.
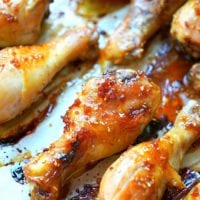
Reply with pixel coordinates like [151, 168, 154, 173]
[171, 0, 200, 58]
[23, 69, 161, 200]
[99, 100, 200, 200]
[0, 0, 49, 47]
[0, 26, 97, 124]
[102, 0, 186, 64]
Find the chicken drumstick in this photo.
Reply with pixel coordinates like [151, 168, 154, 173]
[24, 69, 161, 200]
[99, 100, 200, 200]
[0, 26, 97, 124]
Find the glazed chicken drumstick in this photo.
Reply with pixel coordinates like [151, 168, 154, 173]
[171, 0, 200, 58]
[102, 0, 186, 64]
[99, 100, 200, 200]
[0, 26, 97, 124]
[24, 69, 161, 200]
[0, 0, 48, 47]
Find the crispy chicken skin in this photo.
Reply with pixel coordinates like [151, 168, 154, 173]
[0, 0, 48, 47]
[99, 100, 200, 200]
[23, 69, 161, 200]
[0, 26, 97, 124]
[171, 0, 200, 58]
[101, 0, 186, 64]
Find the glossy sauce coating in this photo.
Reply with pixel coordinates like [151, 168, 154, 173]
[23, 69, 161, 200]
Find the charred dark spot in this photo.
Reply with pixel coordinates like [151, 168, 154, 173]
[56, 151, 76, 165]
[71, 140, 80, 150]
[10, 162, 26, 184]
[56, 140, 80, 166]
[70, 184, 99, 200]
[136, 116, 173, 144]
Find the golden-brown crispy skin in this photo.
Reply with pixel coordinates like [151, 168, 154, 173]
[0, 26, 97, 124]
[101, 0, 186, 64]
[99, 100, 200, 200]
[184, 182, 200, 200]
[0, 0, 48, 47]
[171, 0, 200, 58]
[23, 69, 161, 200]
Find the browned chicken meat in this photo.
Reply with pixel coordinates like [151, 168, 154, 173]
[99, 100, 200, 200]
[0, 26, 97, 124]
[101, 0, 186, 64]
[171, 0, 200, 58]
[23, 69, 161, 200]
[0, 0, 49, 47]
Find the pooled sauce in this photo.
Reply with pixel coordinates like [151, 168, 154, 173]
[147, 57, 194, 122]
[145, 40, 200, 199]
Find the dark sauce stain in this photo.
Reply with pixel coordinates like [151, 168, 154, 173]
[163, 168, 200, 200]
[144, 33, 198, 122]
[70, 184, 99, 200]
[10, 162, 27, 185]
